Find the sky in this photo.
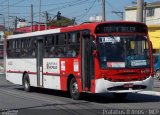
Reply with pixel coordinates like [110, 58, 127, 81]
[0, 0, 159, 27]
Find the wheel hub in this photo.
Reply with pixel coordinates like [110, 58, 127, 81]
[72, 82, 78, 94]
[25, 80, 29, 89]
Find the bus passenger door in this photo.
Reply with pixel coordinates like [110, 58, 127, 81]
[82, 31, 94, 91]
[37, 39, 43, 87]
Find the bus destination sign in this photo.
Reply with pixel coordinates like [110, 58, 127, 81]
[95, 24, 147, 34]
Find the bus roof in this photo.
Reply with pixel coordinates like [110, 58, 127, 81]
[8, 21, 147, 39]
[7, 28, 61, 39]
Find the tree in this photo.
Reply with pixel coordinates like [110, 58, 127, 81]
[49, 16, 76, 26]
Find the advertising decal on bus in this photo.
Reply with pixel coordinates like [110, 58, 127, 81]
[43, 59, 60, 74]
[61, 61, 65, 71]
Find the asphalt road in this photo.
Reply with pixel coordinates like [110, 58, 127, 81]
[0, 74, 160, 115]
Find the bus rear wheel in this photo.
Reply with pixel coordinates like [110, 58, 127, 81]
[23, 74, 31, 92]
[69, 78, 80, 100]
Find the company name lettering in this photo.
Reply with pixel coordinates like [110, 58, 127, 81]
[47, 62, 57, 69]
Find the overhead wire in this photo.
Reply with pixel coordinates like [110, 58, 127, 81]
[0, 0, 91, 21]
[1, 0, 98, 26]
[0, 0, 26, 12]
[11, 0, 26, 6]
[106, 0, 123, 18]
[106, 0, 134, 20]
[66, 1, 94, 17]
[24, 0, 90, 21]
[76, 0, 97, 21]
[0, 0, 6, 5]
[0, 0, 87, 18]
[0, 0, 26, 28]
[42, 0, 89, 12]
[34, 0, 85, 7]
[0, 0, 82, 7]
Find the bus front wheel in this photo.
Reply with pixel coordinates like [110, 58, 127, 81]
[69, 78, 80, 100]
[23, 74, 31, 92]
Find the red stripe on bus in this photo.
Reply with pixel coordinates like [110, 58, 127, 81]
[7, 70, 60, 76]
[7, 70, 37, 75]
[43, 72, 60, 76]
[7, 70, 81, 77]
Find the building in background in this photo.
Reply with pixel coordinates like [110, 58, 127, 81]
[89, 15, 102, 22]
[125, 1, 160, 53]
[17, 21, 28, 28]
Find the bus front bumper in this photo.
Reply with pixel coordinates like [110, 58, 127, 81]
[95, 76, 154, 93]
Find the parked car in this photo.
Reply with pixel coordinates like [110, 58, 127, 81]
[153, 54, 160, 80]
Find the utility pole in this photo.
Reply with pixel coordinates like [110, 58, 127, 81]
[8, 0, 9, 31]
[102, 0, 106, 21]
[38, 0, 41, 31]
[45, 11, 48, 30]
[143, 2, 147, 23]
[0, 14, 5, 29]
[136, 0, 144, 22]
[31, 4, 33, 32]
[136, 0, 144, 54]
[14, 16, 17, 31]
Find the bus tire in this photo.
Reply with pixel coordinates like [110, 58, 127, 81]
[23, 74, 31, 92]
[69, 78, 80, 100]
[113, 93, 128, 100]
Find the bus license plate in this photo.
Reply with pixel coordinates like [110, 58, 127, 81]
[123, 83, 134, 88]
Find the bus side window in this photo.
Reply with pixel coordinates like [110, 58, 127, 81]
[7, 40, 11, 58]
[48, 46, 55, 57]
[21, 39, 28, 57]
[66, 46, 77, 57]
[30, 38, 36, 57]
[21, 39, 25, 57]
[66, 32, 80, 57]
[15, 40, 20, 58]
[44, 34, 55, 58]
[43, 32, 80, 58]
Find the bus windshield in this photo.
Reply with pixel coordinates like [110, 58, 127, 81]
[97, 35, 150, 69]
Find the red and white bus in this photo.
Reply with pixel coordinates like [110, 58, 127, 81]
[6, 21, 154, 100]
